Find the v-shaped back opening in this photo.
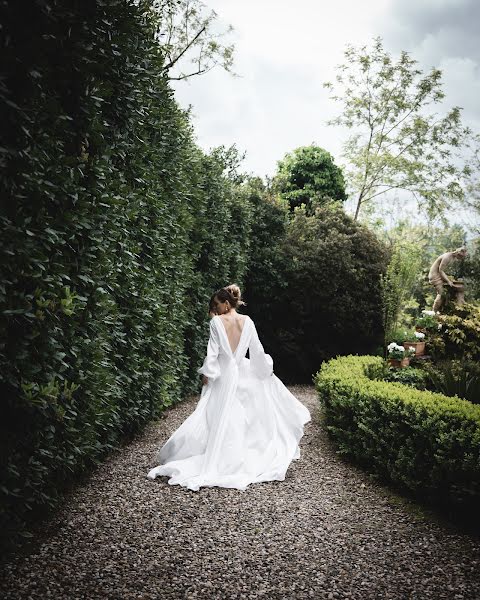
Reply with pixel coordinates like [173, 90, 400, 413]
[215, 314, 248, 356]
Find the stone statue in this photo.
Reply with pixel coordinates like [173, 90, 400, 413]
[428, 247, 467, 312]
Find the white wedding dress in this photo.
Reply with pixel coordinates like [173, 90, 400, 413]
[147, 314, 311, 491]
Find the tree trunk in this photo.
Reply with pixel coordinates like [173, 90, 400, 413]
[354, 195, 362, 220]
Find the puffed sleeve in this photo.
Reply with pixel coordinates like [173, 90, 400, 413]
[197, 318, 221, 382]
[249, 320, 274, 379]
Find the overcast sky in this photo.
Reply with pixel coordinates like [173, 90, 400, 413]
[171, 0, 479, 233]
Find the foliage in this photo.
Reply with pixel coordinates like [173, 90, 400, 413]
[0, 0, 250, 548]
[324, 37, 471, 220]
[251, 203, 388, 382]
[461, 239, 480, 302]
[380, 242, 423, 345]
[315, 355, 480, 508]
[461, 132, 480, 215]
[273, 145, 347, 214]
[428, 303, 480, 362]
[157, 0, 235, 80]
[372, 219, 468, 325]
[425, 360, 480, 405]
[415, 310, 438, 331]
[366, 362, 429, 390]
[389, 329, 421, 344]
[242, 177, 290, 356]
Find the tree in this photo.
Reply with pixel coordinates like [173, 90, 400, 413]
[273, 145, 347, 213]
[246, 200, 388, 382]
[156, 0, 235, 80]
[324, 37, 471, 220]
[380, 242, 423, 345]
[462, 133, 480, 214]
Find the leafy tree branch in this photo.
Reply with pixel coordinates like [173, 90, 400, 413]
[324, 37, 471, 220]
[155, 0, 236, 81]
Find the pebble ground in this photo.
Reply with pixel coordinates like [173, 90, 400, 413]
[1, 385, 479, 599]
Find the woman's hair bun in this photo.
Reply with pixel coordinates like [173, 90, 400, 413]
[221, 283, 246, 307]
[226, 283, 241, 299]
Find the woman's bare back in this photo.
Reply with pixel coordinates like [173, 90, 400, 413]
[218, 313, 247, 354]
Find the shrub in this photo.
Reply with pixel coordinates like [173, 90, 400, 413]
[315, 355, 480, 508]
[242, 177, 291, 365]
[425, 360, 480, 405]
[429, 303, 480, 361]
[273, 204, 388, 381]
[367, 362, 429, 390]
[247, 190, 388, 386]
[0, 1, 252, 547]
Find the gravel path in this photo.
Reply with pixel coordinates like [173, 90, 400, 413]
[1, 385, 480, 600]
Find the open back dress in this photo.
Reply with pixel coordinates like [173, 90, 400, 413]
[146, 314, 311, 491]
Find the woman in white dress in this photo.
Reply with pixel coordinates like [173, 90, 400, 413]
[147, 284, 311, 491]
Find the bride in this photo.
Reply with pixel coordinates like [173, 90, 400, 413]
[147, 284, 311, 491]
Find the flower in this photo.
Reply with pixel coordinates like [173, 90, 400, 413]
[387, 342, 412, 359]
[414, 331, 425, 340]
[416, 310, 438, 332]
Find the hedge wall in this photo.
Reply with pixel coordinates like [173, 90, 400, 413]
[0, 0, 252, 544]
[315, 355, 480, 509]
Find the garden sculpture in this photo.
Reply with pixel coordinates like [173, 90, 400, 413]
[428, 247, 467, 312]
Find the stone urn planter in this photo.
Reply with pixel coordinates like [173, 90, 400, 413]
[388, 357, 411, 368]
[403, 341, 426, 356]
[450, 279, 465, 305]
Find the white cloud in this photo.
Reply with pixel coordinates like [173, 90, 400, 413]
[376, 0, 480, 129]
[172, 0, 390, 177]
[170, 0, 479, 234]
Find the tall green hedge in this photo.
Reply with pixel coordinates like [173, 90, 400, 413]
[0, 0, 252, 544]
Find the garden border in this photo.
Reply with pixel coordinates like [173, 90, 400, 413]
[314, 355, 480, 506]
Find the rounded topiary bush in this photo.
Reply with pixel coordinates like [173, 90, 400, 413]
[248, 203, 388, 382]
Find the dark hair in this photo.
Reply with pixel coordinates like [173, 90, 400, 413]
[208, 283, 246, 314]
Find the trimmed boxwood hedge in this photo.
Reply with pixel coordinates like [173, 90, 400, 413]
[314, 355, 480, 507]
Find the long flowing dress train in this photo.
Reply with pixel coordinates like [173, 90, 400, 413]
[146, 315, 311, 491]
